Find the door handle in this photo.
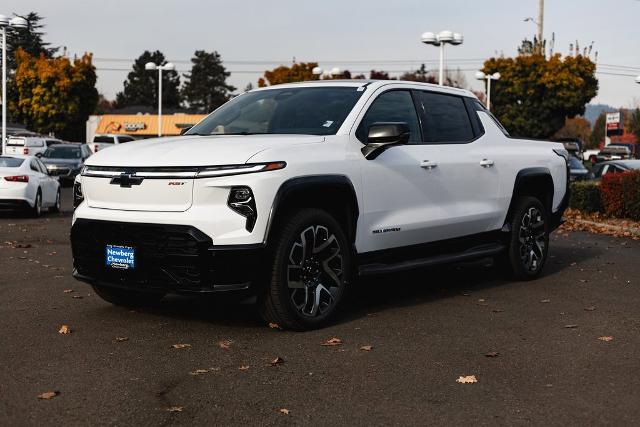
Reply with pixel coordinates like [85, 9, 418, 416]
[420, 160, 438, 170]
[480, 159, 494, 168]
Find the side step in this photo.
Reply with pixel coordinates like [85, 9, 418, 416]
[358, 243, 506, 276]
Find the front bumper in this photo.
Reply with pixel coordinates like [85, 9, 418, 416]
[71, 219, 265, 294]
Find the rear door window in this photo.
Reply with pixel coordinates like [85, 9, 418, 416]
[416, 91, 475, 143]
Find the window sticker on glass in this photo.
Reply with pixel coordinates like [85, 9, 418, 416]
[322, 120, 334, 128]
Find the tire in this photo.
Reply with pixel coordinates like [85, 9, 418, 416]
[500, 196, 550, 280]
[259, 208, 352, 331]
[30, 190, 42, 218]
[91, 285, 166, 307]
[50, 189, 61, 213]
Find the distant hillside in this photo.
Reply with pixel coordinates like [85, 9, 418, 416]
[584, 104, 617, 126]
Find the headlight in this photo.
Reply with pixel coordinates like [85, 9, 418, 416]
[73, 179, 84, 209]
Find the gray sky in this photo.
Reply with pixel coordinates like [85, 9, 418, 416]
[5, 0, 640, 107]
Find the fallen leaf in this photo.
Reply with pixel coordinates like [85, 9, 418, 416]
[360, 345, 373, 351]
[584, 306, 596, 311]
[239, 365, 250, 371]
[189, 369, 210, 375]
[270, 357, 285, 366]
[492, 308, 504, 313]
[172, 343, 191, 349]
[598, 336, 614, 342]
[166, 406, 183, 412]
[456, 375, 477, 384]
[321, 337, 342, 346]
[63, 289, 74, 293]
[477, 298, 486, 303]
[485, 351, 500, 358]
[37, 391, 59, 400]
[58, 325, 71, 334]
[115, 337, 129, 342]
[72, 295, 83, 299]
[279, 408, 290, 415]
[540, 299, 551, 303]
[218, 340, 232, 349]
[268, 322, 282, 330]
[564, 324, 578, 329]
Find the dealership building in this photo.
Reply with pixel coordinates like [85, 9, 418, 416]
[86, 113, 207, 142]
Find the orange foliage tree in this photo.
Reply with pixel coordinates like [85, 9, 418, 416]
[257, 62, 319, 87]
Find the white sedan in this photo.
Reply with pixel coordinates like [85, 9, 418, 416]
[0, 155, 61, 216]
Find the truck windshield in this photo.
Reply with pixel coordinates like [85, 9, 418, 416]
[42, 145, 81, 159]
[186, 87, 364, 136]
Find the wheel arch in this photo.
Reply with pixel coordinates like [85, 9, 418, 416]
[265, 175, 360, 247]
[505, 168, 554, 227]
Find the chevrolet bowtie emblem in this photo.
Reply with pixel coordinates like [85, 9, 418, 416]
[110, 172, 144, 188]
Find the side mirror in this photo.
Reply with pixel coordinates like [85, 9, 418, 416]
[361, 122, 410, 160]
[180, 126, 192, 135]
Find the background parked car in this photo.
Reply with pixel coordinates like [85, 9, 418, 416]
[4, 136, 63, 157]
[40, 143, 92, 186]
[0, 155, 61, 216]
[569, 156, 593, 181]
[90, 134, 136, 153]
[595, 146, 632, 163]
[583, 149, 600, 164]
[592, 160, 640, 179]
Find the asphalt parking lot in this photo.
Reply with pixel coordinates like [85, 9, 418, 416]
[1, 187, 639, 426]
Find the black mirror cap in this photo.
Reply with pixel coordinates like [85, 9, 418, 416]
[180, 126, 192, 135]
[362, 122, 410, 160]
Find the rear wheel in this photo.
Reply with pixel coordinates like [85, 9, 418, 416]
[500, 196, 549, 280]
[50, 189, 61, 213]
[30, 190, 42, 218]
[92, 285, 166, 307]
[259, 208, 352, 331]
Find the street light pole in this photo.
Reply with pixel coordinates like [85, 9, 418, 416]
[145, 61, 175, 137]
[475, 71, 501, 111]
[0, 15, 28, 154]
[421, 30, 463, 86]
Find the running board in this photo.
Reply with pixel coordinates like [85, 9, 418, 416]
[358, 243, 506, 276]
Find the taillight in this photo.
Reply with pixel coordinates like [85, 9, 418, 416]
[23, 148, 29, 155]
[4, 175, 29, 183]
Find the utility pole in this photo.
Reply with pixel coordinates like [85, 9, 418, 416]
[537, 0, 544, 54]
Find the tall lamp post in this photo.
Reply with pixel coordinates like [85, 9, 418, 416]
[1, 14, 28, 154]
[475, 71, 501, 111]
[421, 30, 463, 86]
[144, 61, 175, 137]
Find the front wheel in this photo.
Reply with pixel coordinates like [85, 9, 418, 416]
[259, 208, 352, 331]
[500, 196, 550, 280]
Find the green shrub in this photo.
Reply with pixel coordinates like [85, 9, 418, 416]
[570, 181, 602, 213]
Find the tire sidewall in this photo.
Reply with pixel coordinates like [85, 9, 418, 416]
[269, 209, 352, 329]
[508, 197, 549, 280]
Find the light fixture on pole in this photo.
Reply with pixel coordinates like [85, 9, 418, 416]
[312, 66, 342, 79]
[144, 61, 175, 137]
[421, 30, 463, 86]
[636, 75, 640, 85]
[475, 71, 501, 111]
[1, 14, 28, 154]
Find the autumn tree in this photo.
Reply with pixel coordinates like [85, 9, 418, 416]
[400, 64, 436, 83]
[181, 50, 235, 113]
[11, 49, 98, 140]
[590, 113, 606, 149]
[482, 45, 598, 139]
[369, 70, 395, 80]
[553, 117, 592, 142]
[629, 108, 640, 144]
[116, 50, 181, 109]
[258, 62, 319, 86]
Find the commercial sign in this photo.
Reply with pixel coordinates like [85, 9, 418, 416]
[606, 112, 621, 131]
[124, 122, 147, 132]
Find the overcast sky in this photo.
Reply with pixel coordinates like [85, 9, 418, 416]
[5, 0, 640, 107]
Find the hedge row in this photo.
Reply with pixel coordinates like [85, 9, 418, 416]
[569, 170, 640, 220]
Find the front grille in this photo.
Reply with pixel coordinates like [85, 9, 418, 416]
[71, 219, 214, 291]
[49, 168, 71, 176]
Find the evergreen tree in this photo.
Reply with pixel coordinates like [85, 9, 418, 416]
[6, 12, 58, 69]
[115, 51, 181, 109]
[182, 50, 235, 113]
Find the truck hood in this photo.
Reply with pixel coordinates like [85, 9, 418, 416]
[85, 134, 325, 167]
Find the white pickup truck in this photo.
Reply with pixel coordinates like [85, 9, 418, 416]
[71, 80, 569, 330]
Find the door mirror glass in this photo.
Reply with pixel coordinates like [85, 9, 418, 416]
[362, 122, 410, 160]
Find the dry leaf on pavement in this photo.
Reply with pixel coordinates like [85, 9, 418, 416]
[37, 391, 59, 400]
[63, 289, 74, 293]
[115, 337, 129, 342]
[218, 340, 232, 349]
[485, 351, 500, 357]
[564, 324, 578, 329]
[172, 343, 191, 349]
[239, 365, 250, 371]
[270, 357, 285, 366]
[190, 369, 210, 375]
[584, 306, 597, 311]
[72, 295, 83, 299]
[598, 336, 614, 342]
[321, 337, 342, 346]
[166, 406, 184, 412]
[58, 325, 71, 334]
[268, 322, 282, 330]
[360, 345, 373, 351]
[540, 299, 551, 303]
[279, 408, 290, 415]
[456, 375, 478, 384]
